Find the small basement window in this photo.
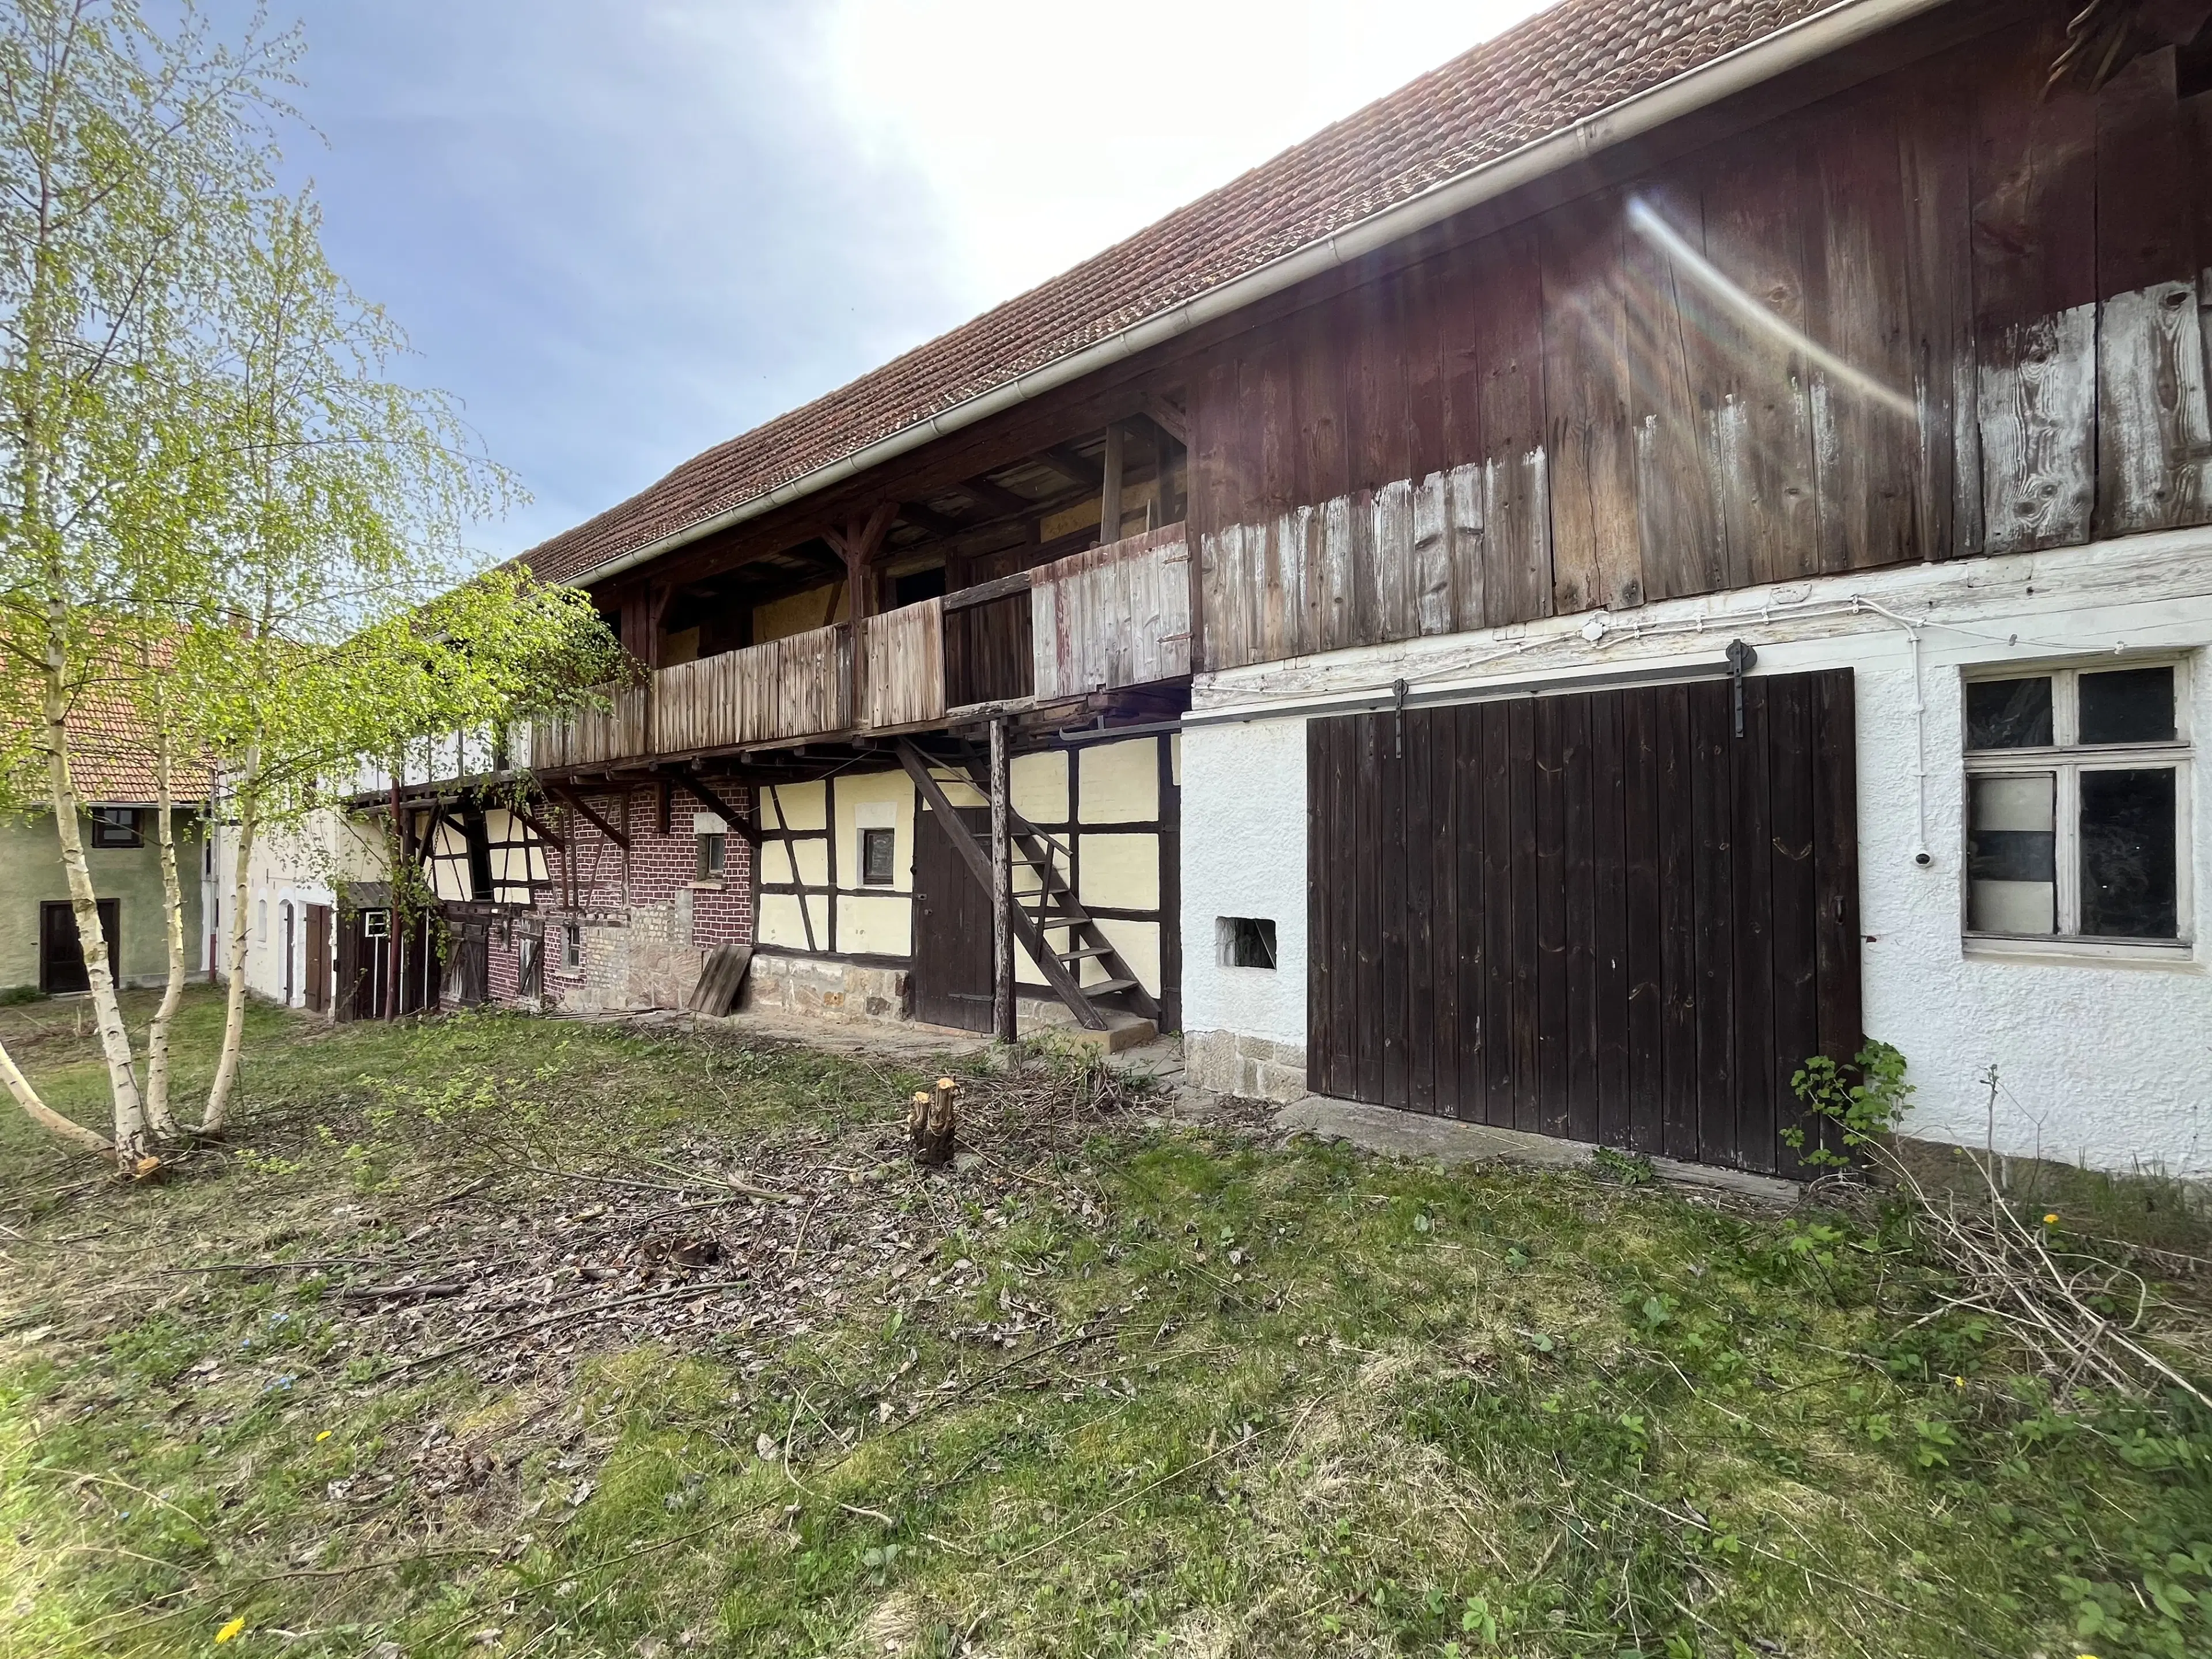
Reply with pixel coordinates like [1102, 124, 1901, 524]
[697, 830, 726, 880]
[1218, 916, 1277, 969]
[90, 807, 142, 847]
[861, 825, 896, 887]
[1964, 659, 2191, 955]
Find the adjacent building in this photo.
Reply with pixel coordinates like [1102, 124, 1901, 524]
[2, 692, 211, 998]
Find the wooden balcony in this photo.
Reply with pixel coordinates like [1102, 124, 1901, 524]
[526, 524, 1188, 772]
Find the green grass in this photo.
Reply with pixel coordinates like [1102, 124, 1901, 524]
[3, 990, 2210, 1658]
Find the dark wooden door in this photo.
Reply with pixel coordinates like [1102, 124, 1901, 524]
[1306, 671, 1861, 1176]
[303, 904, 331, 1013]
[336, 907, 388, 1022]
[40, 899, 119, 994]
[911, 804, 993, 1031]
[442, 919, 489, 1007]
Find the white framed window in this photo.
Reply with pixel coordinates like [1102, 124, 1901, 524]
[696, 831, 726, 881]
[1962, 657, 2192, 960]
[562, 921, 582, 970]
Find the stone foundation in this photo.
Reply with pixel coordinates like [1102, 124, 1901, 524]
[741, 954, 912, 1024]
[1187, 1028, 1308, 1103]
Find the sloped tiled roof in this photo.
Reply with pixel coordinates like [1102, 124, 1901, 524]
[524, 0, 1841, 586]
[5, 655, 214, 810]
[63, 683, 215, 807]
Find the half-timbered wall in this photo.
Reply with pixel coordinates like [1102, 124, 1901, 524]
[751, 737, 1181, 1026]
[480, 784, 755, 1014]
[1190, 10, 2212, 672]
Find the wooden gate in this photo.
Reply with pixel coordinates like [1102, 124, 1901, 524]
[911, 804, 994, 1031]
[1306, 671, 1860, 1176]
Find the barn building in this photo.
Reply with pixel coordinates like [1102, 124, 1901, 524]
[329, 0, 2212, 1181]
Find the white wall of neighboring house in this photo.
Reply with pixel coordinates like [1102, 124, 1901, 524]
[1181, 526, 2212, 1180]
[207, 807, 385, 1008]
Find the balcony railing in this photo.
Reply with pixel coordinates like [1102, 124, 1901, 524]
[656, 620, 851, 751]
[508, 522, 1187, 774]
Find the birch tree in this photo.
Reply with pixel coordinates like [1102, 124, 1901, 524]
[180, 188, 618, 1135]
[0, 0, 291, 1162]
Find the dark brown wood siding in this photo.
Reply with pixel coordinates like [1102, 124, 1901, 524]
[1305, 668, 1861, 1176]
[1196, 9, 2212, 672]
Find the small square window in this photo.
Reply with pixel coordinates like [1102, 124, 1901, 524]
[90, 808, 142, 847]
[861, 826, 896, 887]
[1217, 916, 1277, 969]
[697, 832, 726, 880]
[362, 908, 389, 939]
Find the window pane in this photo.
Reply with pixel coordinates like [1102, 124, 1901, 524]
[2078, 666, 2175, 745]
[1967, 773, 2056, 933]
[1965, 677, 2053, 749]
[2080, 768, 2178, 938]
[862, 827, 895, 886]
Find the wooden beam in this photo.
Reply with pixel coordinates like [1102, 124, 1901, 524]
[512, 805, 566, 851]
[897, 500, 965, 539]
[895, 740, 1105, 1030]
[942, 568, 1036, 612]
[1098, 426, 1123, 543]
[961, 474, 1033, 517]
[1044, 443, 1103, 492]
[672, 771, 759, 849]
[1137, 393, 1188, 446]
[548, 782, 630, 850]
[990, 717, 1013, 1044]
[823, 503, 896, 729]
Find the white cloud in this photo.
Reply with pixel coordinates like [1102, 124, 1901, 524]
[821, 0, 1552, 308]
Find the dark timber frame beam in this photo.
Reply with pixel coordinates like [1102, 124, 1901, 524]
[672, 770, 760, 849]
[512, 804, 566, 851]
[895, 738, 1105, 1031]
[548, 781, 630, 850]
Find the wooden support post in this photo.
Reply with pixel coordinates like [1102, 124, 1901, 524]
[990, 717, 1013, 1044]
[825, 502, 897, 732]
[385, 779, 404, 1022]
[1099, 424, 1124, 544]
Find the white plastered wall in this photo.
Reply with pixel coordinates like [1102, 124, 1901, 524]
[210, 806, 383, 1007]
[1180, 528, 2212, 1177]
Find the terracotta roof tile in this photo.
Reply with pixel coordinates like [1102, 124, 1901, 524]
[524, 0, 1836, 586]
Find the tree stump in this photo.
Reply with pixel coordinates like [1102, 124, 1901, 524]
[911, 1076, 957, 1166]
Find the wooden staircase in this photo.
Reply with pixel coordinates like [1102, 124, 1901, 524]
[895, 739, 1157, 1035]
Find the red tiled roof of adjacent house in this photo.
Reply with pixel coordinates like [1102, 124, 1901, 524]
[63, 678, 215, 806]
[522, 0, 1841, 586]
[6, 664, 215, 810]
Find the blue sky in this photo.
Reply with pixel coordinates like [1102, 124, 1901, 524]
[249, 1, 1546, 559]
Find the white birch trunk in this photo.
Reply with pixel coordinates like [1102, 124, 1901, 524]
[0, 1036, 113, 1158]
[42, 636, 149, 1162]
[200, 770, 256, 1135]
[143, 711, 186, 1138]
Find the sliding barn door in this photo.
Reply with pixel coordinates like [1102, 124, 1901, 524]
[1306, 671, 1860, 1175]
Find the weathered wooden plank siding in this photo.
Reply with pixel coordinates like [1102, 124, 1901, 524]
[1190, 10, 2212, 673]
[863, 600, 945, 729]
[1029, 524, 1192, 700]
